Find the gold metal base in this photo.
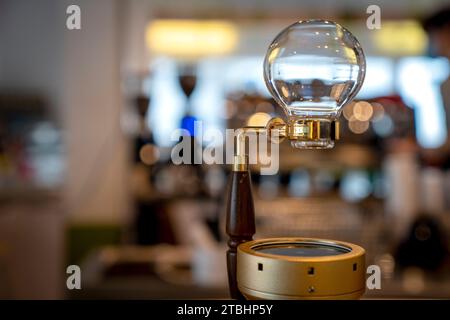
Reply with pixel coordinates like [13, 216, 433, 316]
[237, 238, 366, 300]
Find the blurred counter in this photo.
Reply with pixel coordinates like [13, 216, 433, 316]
[68, 243, 450, 300]
[0, 193, 64, 299]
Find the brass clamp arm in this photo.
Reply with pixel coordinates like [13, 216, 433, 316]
[232, 117, 287, 172]
[232, 126, 267, 172]
[231, 116, 340, 171]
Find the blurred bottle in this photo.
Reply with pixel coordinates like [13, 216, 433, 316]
[395, 214, 448, 272]
[420, 167, 445, 215]
[394, 165, 449, 273]
[384, 151, 420, 238]
[445, 170, 450, 209]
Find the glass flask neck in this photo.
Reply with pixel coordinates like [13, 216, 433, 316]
[286, 116, 339, 149]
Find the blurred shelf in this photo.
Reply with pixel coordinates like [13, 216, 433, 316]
[0, 186, 61, 203]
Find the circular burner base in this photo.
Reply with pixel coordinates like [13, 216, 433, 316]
[237, 237, 366, 300]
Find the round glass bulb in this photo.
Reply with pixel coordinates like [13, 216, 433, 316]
[264, 20, 366, 148]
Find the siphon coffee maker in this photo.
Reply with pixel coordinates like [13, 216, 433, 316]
[225, 20, 367, 300]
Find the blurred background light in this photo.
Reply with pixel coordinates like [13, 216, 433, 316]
[288, 169, 311, 198]
[353, 101, 373, 121]
[246, 112, 272, 127]
[340, 170, 372, 202]
[139, 144, 160, 165]
[373, 20, 428, 56]
[146, 20, 238, 58]
[356, 57, 394, 99]
[147, 58, 185, 146]
[397, 57, 449, 148]
[373, 114, 394, 137]
[348, 116, 370, 134]
[370, 102, 385, 122]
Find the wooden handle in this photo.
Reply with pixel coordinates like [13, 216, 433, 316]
[225, 170, 255, 299]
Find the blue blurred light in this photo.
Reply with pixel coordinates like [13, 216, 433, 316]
[147, 58, 185, 147]
[397, 57, 449, 148]
[181, 115, 197, 136]
[340, 170, 372, 202]
[288, 169, 310, 197]
[357, 57, 394, 99]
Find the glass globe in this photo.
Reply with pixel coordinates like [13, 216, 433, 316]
[264, 20, 366, 148]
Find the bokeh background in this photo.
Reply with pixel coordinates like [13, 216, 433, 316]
[0, 0, 450, 299]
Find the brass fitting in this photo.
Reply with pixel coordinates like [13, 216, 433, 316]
[232, 127, 267, 172]
[231, 117, 340, 171]
[268, 117, 340, 149]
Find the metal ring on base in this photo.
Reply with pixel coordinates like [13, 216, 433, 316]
[237, 237, 366, 300]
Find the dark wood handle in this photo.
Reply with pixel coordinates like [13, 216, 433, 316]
[225, 170, 255, 299]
